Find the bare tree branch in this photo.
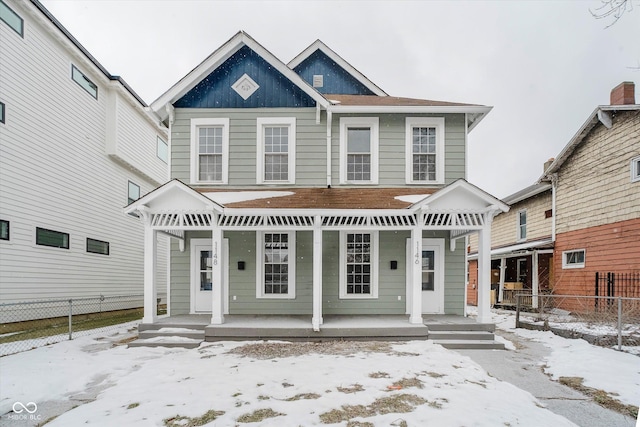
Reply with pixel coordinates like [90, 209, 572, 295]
[590, 0, 634, 28]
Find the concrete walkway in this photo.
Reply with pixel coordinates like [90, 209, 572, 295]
[458, 329, 636, 427]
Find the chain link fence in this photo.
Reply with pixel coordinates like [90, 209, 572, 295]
[515, 294, 640, 352]
[0, 294, 166, 356]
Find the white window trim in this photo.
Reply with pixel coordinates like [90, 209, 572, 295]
[562, 249, 586, 269]
[517, 209, 527, 242]
[256, 231, 296, 299]
[339, 117, 379, 184]
[405, 117, 445, 184]
[339, 231, 379, 299]
[190, 118, 229, 185]
[631, 156, 640, 183]
[256, 117, 296, 184]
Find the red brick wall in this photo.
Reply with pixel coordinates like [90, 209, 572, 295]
[467, 260, 478, 305]
[553, 217, 640, 295]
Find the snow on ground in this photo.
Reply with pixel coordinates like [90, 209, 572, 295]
[487, 309, 640, 408]
[1, 327, 574, 427]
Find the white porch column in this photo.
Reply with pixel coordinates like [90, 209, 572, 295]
[211, 216, 224, 325]
[477, 216, 493, 324]
[498, 256, 506, 303]
[312, 216, 323, 331]
[142, 226, 158, 324]
[532, 250, 539, 309]
[409, 223, 423, 324]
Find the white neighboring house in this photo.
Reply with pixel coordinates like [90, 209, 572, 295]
[0, 0, 169, 314]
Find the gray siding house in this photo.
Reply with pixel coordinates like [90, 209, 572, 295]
[126, 32, 508, 331]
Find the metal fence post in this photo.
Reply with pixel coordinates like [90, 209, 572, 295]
[68, 299, 73, 340]
[617, 297, 622, 351]
[515, 294, 521, 328]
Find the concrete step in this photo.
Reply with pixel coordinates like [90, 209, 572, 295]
[428, 331, 495, 341]
[425, 323, 495, 332]
[138, 323, 207, 332]
[433, 340, 505, 350]
[139, 327, 205, 340]
[206, 325, 429, 341]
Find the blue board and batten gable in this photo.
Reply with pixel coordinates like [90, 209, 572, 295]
[293, 49, 376, 96]
[175, 45, 316, 108]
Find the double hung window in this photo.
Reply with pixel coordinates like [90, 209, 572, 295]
[257, 232, 296, 298]
[257, 117, 295, 184]
[339, 231, 378, 298]
[405, 117, 444, 184]
[190, 118, 229, 184]
[340, 117, 379, 184]
[517, 210, 527, 241]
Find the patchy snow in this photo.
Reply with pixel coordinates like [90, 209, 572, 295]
[487, 309, 640, 408]
[140, 336, 202, 343]
[1, 326, 576, 426]
[201, 191, 294, 205]
[394, 194, 431, 204]
[156, 327, 202, 333]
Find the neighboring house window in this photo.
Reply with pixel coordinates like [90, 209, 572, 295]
[0, 219, 9, 240]
[339, 231, 379, 299]
[340, 117, 379, 184]
[190, 118, 229, 184]
[157, 136, 168, 163]
[127, 181, 140, 205]
[405, 117, 445, 184]
[256, 232, 296, 298]
[256, 117, 296, 184]
[0, 101, 5, 124]
[0, 0, 23, 37]
[562, 249, 585, 269]
[71, 65, 98, 99]
[36, 227, 69, 249]
[632, 156, 640, 183]
[87, 238, 109, 255]
[517, 210, 527, 241]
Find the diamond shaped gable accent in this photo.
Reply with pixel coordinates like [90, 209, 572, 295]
[232, 74, 259, 100]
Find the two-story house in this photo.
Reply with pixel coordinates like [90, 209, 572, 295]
[0, 0, 169, 319]
[125, 31, 508, 335]
[467, 81, 639, 306]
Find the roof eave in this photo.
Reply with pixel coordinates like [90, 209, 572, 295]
[328, 105, 492, 115]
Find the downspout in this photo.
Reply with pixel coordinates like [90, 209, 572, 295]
[326, 110, 333, 188]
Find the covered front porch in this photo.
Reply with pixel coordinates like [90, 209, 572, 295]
[125, 179, 509, 332]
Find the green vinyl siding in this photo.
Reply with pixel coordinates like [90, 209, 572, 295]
[443, 241, 466, 315]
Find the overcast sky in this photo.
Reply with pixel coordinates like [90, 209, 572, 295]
[40, 0, 640, 198]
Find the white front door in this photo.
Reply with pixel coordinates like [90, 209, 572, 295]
[421, 239, 444, 314]
[191, 238, 228, 313]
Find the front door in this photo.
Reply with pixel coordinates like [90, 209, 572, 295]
[421, 239, 444, 314]
[191, 238, 228, 313]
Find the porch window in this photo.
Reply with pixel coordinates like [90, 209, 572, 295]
[340, 117, 379, 184]
[405, 117, 444, 184]
[190, 118, 229, 184]
[562, 249, 585, 269]
[339, 231, 379, 298]
[517, 210, 527, 241]
[256, 232, 296, 298]
[257, 117, 296, 184]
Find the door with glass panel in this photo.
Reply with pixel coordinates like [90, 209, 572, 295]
[421, 239, 444, 313]
[191, 238, 228, 313]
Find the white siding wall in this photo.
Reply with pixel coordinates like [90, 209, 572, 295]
[0, 0, 167, 304]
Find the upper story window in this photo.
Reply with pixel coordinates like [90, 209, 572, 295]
[631, 156, 640, 183]
[190, 118, 229, 184]
[562, 249, 585, 269]
[71, 65, 98, 99]
[0, 101, 5, 124]
[0, 219, 9, 240]
[517, 210, 527, 241]
[87, 238, 109, 255]
[36, 227, 69, 249]
[157, 136, 168, 163]
[405, 117, 445, 184]
[340, 117, 379, 184]
[339, 231, 379, 299]
[256, 231, 296, 299]
[127, 181, 140, 205]
[257, 117, 296, 184]
[0, 0, 23, 37]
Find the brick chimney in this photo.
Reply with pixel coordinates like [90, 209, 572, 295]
[610, 81, 635, 105]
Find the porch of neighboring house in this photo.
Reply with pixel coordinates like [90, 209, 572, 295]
[131, 313, 503, 350]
